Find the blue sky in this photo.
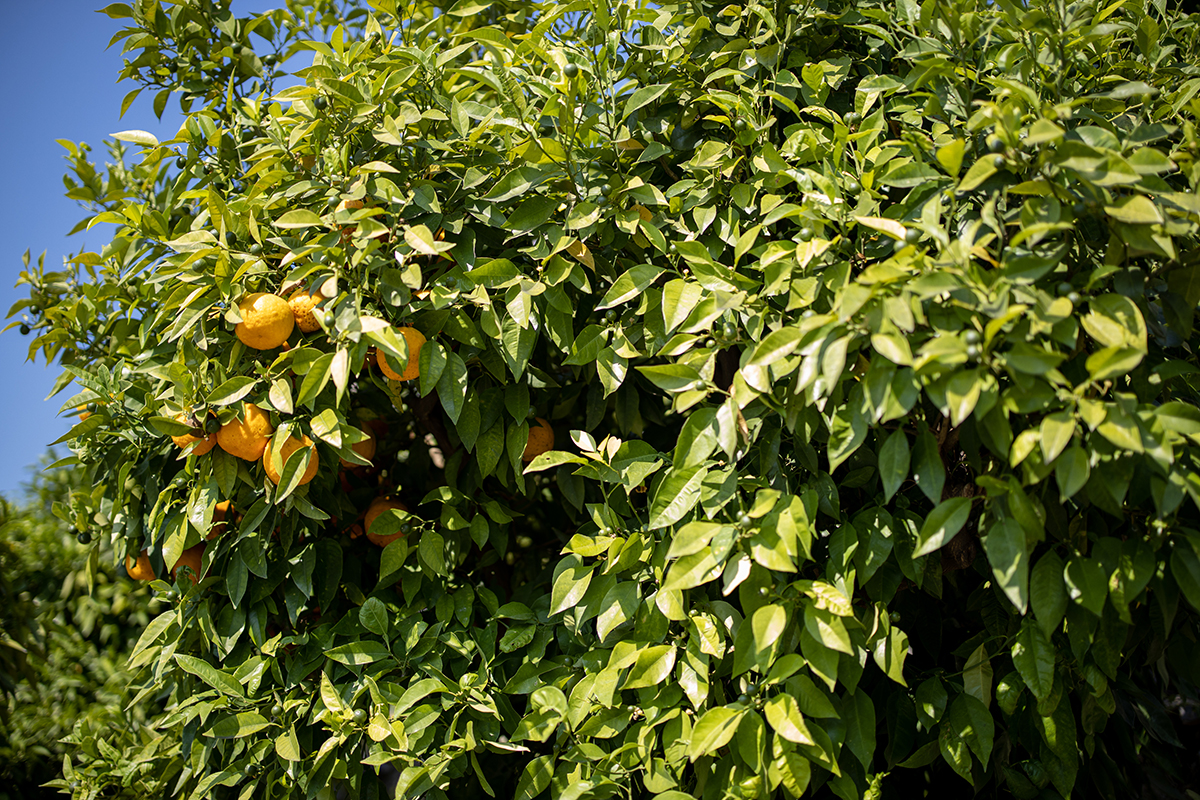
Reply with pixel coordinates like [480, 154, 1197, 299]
[0, 1, 276, 497]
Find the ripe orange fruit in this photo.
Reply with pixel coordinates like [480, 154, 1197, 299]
[217, 403, 275, 461]
[126, 550, 155, 581]
[376, 327, 426, 381]
[339, 426, 377, 467]
[77, 405, 92, 421]
[171, 412, 217, 455]
[207, 500, 233, 540]
[235, 292, 294, 350]
[288, 290, 322, 333]
[365, 497, 409, 547]
[171, 543, 205, 580]
[522, 417, 555, 462]
[264, 435, 320, 485]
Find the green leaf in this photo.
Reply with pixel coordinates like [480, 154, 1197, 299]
[983, 518, 1028, 613]
[514, 755, 553, 800]
[878, 430, 910, 502]
[359, 597, 388, 636]
[763, 694, 814, 744]
[914, 497, 973, 558]
[623, 84, 671, 119]
[206, 376, 257, 407]
[206, 712, 272, 739]
[175, 655, 244, 697]
[623, 645, 676, 689]
[912, 427, 945, 504]
[597, 264, 662, 309]
[946, 694, 994, 768]
[648, 465, 706, 530]
[110, 129, 158, 146]
[747, 327, 802, 368]
[1054, 445, 1090, 500]
[1030, 552, 1067, 638]
[1039, 412, 1075, 464]
[687, 706, 745, 760]
[915, 678, 947, 728]
[1172, 538, 1200, 611]
[505, 196, 558, 233]
[324, 641, 392, 665]
[275, 209, 324, 229]
[1065, 557, 1107, 617]
[1011, 621, 1056, 702]
[1105, 194, 1163, 224]
[550, 557, 593, 615]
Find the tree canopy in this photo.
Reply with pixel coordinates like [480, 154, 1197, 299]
[12, 0, 1200, 797]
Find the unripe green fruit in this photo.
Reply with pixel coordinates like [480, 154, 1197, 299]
[844, 112, 861, 125]
[271, 704, 283, 718]
[733, 118, 748, 131]
[563, 62, 579, 78]
[966, 344, 979, 360]
[1057, 282, 1073, 296]
[1067, 292, 1081, 304]
[992, 154, 1006, 168]
[844, 179, 861, 194]
[964, 330, 980, 345]
[986, 135, 1005, 153]
[904, 228, 921, 244]
[314, 96, 328, 110]
[76, 531, 92, 545]
[798, 227, 814, 242]
[176, 156, 188, 169]
[353, 708, 367, 724]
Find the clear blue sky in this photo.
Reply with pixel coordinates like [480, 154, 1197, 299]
[0, 1, 277, 498]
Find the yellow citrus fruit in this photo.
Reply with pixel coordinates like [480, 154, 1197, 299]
[126, 551, 155, 581]
[77, 405, 92, 421]
[235, 292, 294, 350]
[217, 403, 275, 461]
[264, 435, 320, 486]
[377, 327, 426, 381]
[171, 413, 217, 455]
[522, 417, 555, 462]
[365, 497, 409, 547]
[339, 427, 377, 468]
[172, 543, 205, 580]
[288, 290, 322, 333]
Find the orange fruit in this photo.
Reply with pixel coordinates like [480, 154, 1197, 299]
[339, 427, 377, 467]
[171, 412, 217, 455]
[376, 327, 426, 381]
[288, 290, 322, 333]
[522, 417, 555, 462]
[365, 497, 409, 547]
[77, 405, 92, 421]
[217, 403, 275, 461]
[207, 500, 233, 540]
[126, 551, 155, 581]
[172, 543, 205, 580]
[235, 292, 294, 350]
[263, 435, 320, 485]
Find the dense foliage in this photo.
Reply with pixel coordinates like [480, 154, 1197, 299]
[0, 457, 158, 799]
[12, 0, 1200, 797]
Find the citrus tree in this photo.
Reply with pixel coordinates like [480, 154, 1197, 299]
[0, 455, 162, 799]
[14, 0, 1200, 797]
